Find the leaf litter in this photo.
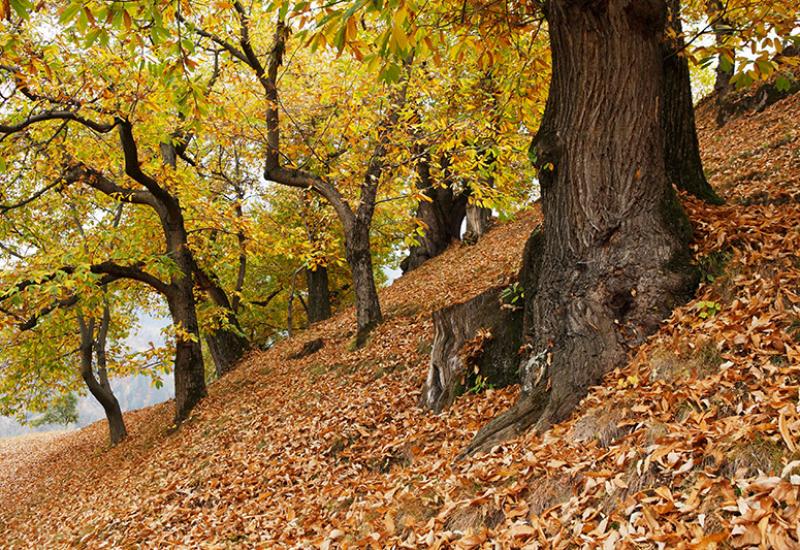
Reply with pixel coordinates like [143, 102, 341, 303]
[1, 94, 799, 548]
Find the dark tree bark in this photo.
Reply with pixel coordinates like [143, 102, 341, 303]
[165, 248, 208, 422]
[465, 0, 698, 455]
[305, 266, 331, 323]
[346, 222, 383, 344]
[115, 124, 208, 423]
[401, 150, 467, 273]
[161, 141, 249, 380]
[662, 0, 723, 204]
[78, 313, 127, 446]
[192, 264, 249, 377]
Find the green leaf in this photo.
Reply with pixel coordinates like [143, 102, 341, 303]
[776, 75, 791, 92]
[379, 62, 401, 83]
[59, 2, 82, 24]
[84, 28, 102, 48]
[10, 0, 33, 19]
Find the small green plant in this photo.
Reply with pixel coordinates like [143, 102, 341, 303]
[698, 249, 731, 284]
[500, 282, 525, 309]
[695, 300, 722, 319]
[467, 374, 494, 394]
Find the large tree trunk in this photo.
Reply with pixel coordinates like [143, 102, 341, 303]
[167, 280, 207, 422]
[166, 244, 207, 422]
[346, 223, 382, 345]
[465, 0, 698, 455]
[78, 316, 127, 446]
[401, 149, 467, 273]
[305, 266, 332, 323]
[662, 0, 723, 204]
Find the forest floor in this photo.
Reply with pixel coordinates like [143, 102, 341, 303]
[1, 92, 799, 549]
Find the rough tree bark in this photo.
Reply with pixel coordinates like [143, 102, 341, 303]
[165, 239, 208, 422]
[346, 222, 383, 344]
[465, 0, 698, 455]
[401, 150, 467, 273]
[78, 312, 127, 446]
[161, 140, 249, 379]
[662, 0, 723, 204]
[420, 285, 523, 413]
[305, 266, 332, 323]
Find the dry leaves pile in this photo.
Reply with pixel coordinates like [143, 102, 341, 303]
[0, 93, 799, 549]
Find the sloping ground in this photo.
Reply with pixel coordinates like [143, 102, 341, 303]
[0, 92, 798, 548]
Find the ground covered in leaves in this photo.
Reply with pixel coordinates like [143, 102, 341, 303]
[1, 93, 799, 549]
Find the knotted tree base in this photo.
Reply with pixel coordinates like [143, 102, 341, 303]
[420, 285, 523, 413]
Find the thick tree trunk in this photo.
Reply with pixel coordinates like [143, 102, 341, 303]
[401, 149, 467, 273]
[166, 246, 207, 422]
[346, 223, 382, 345]
[305, 266, 332, 323]
[662, 0, 723, 204]
[465, 0, 698, 455]
[78, 316, 127, 446]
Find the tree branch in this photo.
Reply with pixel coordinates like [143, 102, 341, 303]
[0, 110, 116, 135]
[116, 120, 175, 209]
[0, 180, 62, 214]
[63, 164, 160, 210]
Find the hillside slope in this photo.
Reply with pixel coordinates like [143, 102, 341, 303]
[1, 92, 799, 549]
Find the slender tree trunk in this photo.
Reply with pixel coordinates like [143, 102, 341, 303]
[346, 223, 382, 344]
[193, 265, 249, 377]
[78, 316, 127, 446]
[205, 326, 248, 378]
[465, 0, 698, 455]
[662, 0, 723, 204]
[305, 266, 331, 323]
[402, 149, 467, 272]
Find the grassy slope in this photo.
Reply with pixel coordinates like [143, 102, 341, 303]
[1, 93, 799, 549]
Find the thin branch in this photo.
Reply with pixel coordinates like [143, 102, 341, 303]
[0, 180, 61, 214]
